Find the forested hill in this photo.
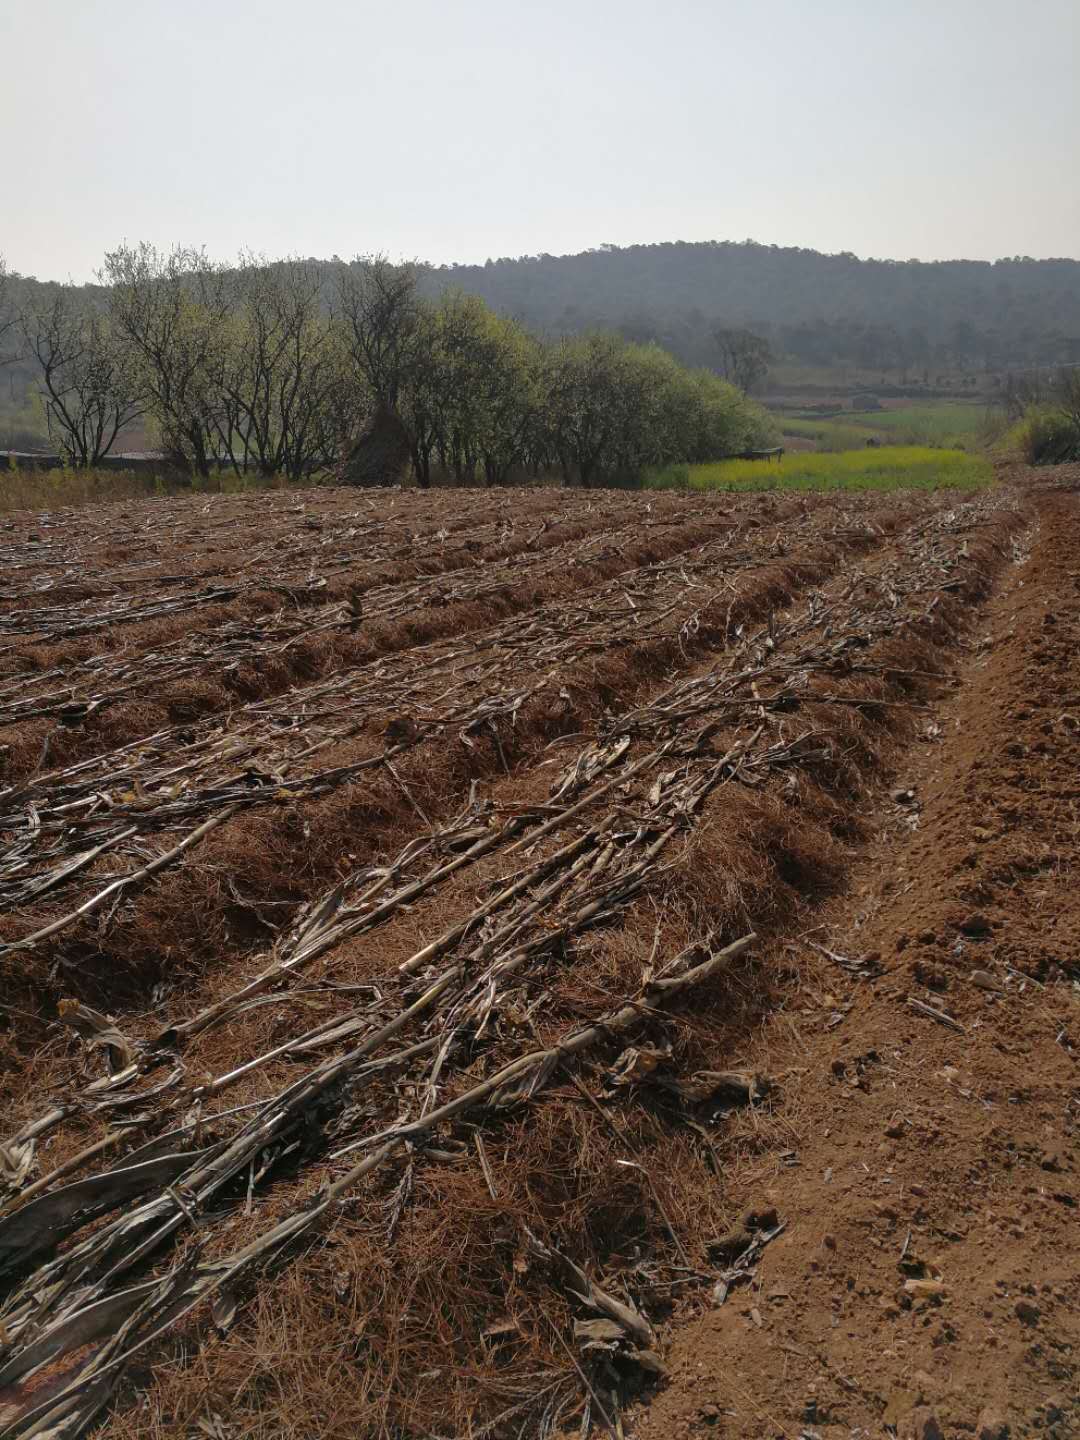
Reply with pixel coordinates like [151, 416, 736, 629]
[423, 241, 1080, 372]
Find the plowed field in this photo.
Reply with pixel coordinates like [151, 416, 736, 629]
[0, 472, 1075, 1440]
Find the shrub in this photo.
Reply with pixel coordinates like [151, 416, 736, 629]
[1009, 406, 1080, 465]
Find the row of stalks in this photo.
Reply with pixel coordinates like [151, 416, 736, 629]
[0, 490, 1022, 1438]
[0, 495, 909, 992]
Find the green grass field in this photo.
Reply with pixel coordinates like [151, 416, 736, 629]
[646, 446, 992, 493]
[779, 416, 880, 449]
[778, 402, 992, 452]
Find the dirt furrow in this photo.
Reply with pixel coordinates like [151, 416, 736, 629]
[0, 487, 629, 637]
[0, 508, 734, 778]
[625, 472, 1080, 1440]
[0, 496, 911, 1009]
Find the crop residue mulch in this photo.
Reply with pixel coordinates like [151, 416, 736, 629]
[0, 473, 1076, 1439]
[633, 473, 1080, 1440]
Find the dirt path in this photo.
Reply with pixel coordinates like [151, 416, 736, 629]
[633, 474, 1080, 1439]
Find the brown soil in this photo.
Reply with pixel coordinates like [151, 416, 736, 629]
[0, 474, 1076, 1440]
[633, 473, 1080, 1440]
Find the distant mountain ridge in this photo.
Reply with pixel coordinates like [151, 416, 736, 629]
[421, 240, 1080, 371]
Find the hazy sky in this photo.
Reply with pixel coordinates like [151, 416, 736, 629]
[4, 0, 1078, 283]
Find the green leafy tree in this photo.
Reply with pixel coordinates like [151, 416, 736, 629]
[541, 333, 627, 487]
[423, 293, 539, 486]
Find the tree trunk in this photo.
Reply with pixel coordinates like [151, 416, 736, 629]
[411, 445, 431, 489]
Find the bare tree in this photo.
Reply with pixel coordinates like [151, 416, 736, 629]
[19, 286, 143, 466]
[997, 366, 1053, 422]
[209, 256, 339, 481]
[335, 256, 422, 413]
[1052, 365, 1080, 433]
[333, 256, 423, 484]
[996, 364, 1080, 462]
[102, 244, 229, 476]
[711, 326, 773, 393]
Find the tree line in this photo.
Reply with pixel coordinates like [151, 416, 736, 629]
[567, 307, 1070, 383]
[0, 248, 774, 485]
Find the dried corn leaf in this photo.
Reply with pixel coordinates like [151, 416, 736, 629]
[607, 1043, 672, 1088]
[0, 1139, 34, 1192]
[56, 1000, 134, 1073]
